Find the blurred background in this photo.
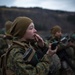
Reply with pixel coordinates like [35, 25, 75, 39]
[0, 0, 75, 38]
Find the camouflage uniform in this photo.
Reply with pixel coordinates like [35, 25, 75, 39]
[1, 17, 55, 75]
[0, 21, 13, 74]
[0, 21, 13, 57]
[48, 25, 75, 75]
[5, 40, 53, 75]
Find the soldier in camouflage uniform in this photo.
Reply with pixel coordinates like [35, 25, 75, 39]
[0, 21, 13, 57]
[47, 25, 75, 75]
[0, 20, 13, 74]
[2, 16, 58, 75]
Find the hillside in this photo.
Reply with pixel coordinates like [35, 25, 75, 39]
[0, 6, 75, 33]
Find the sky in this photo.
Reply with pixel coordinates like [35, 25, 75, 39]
[0, 0, 75, 12]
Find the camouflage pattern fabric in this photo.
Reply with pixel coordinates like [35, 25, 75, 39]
[46, 36, 75, 75]
[45, 38, 61, 75]
[6, 41, 53, 75]
[0, 35, 8, 57]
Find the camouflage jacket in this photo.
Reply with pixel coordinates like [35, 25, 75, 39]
[0, 34, 13, 57]
[6, 41, 52, 75]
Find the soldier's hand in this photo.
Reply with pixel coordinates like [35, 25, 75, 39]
[34, 34, 44, 47]
[46, 43, 58, 56]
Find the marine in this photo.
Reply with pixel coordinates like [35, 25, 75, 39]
[1, 16, 58, 75]
[46, 25, 75, 75]
[0, 21, 13, 57]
